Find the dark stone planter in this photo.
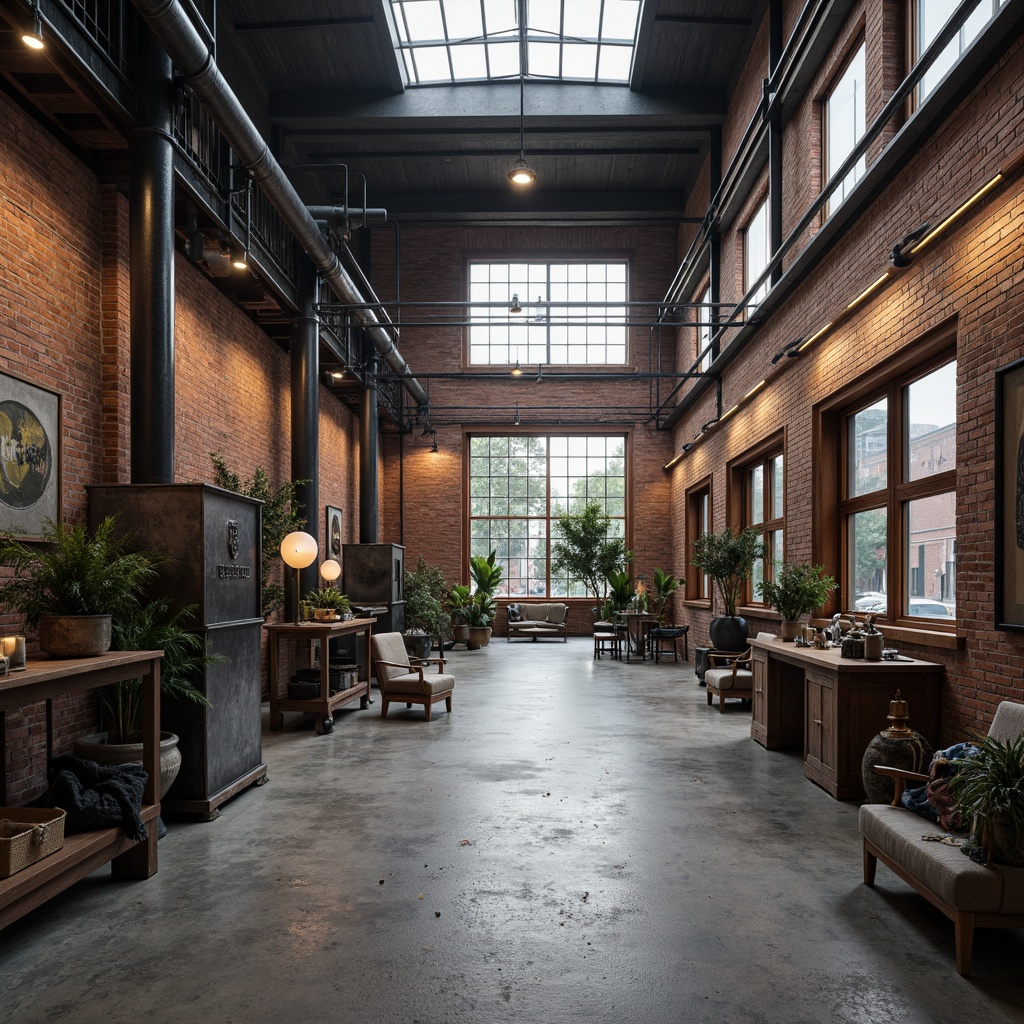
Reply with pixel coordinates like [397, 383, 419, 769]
[403, 633, 433, 660]
[708, 615, 748, 653]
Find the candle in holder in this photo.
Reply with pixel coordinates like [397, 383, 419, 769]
[10, 635, 26, 670]
[0, 637, 14, 658]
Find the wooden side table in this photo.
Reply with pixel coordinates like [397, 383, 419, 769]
[264, 618, 374, 734]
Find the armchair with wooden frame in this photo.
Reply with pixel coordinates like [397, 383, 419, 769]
[704, 632, 775, 712]
[370, 632, 456, 721]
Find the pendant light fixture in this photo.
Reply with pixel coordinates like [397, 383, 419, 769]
[22, 1, 44, 49]
[505, 24, 536, 187]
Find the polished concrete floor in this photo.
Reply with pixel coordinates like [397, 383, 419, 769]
[1, 639, 1022, 1023]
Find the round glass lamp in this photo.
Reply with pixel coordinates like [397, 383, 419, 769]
[320, 559, 341, 585]
[281, 531, 318, 623]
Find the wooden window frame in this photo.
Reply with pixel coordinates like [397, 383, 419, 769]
[728, 431, 785, 609]
[684, 475, 712, 603]
[814, 324, 957, 633]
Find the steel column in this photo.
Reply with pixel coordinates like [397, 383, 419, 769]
[359, 351, 379, 544]
[129, 25, 175, 483]
[290, 258, 320, 616]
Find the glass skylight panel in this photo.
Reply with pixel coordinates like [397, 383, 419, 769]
[390, 0, 639, 84]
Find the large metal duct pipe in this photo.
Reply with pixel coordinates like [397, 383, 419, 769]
[129, 0, 428, 409]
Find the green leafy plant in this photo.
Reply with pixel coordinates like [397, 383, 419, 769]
[949, 734, 1024, 866]
[448, 584, 472, 625]
[469, 550, 504, 596]
[690, 526, 764, 618]
[757, 562, 837, 621]
[0, 517, 162, 625]
[103, 597, 214, 745]
[550, 501, 631, 601]
[210, 453, 307, 618]
[606, 569, 634, 612]
[651, 567, 680, 624]
[404, 557, 452, 640]
[303, 587, 350, 613]
[465, 590, 496, 628]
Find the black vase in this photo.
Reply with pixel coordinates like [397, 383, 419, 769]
[709, 615, 748, 653]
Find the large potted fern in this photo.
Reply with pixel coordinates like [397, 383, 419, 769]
[0, 517, 161, 657]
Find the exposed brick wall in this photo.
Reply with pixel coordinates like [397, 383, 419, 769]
[669, 5, 1024, 744]
[369, 224, 678, 626]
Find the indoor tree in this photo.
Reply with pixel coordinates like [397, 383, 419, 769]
[550, 501, 631, 608]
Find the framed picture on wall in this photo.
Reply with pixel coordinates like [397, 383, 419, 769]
[326, 505, 343, 561]
[995, 356, 1024, 630]
[0, 369, 61, 540]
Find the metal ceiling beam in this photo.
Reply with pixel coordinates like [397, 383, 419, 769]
[128, 0, 428, 408]
[308, 146, 701, 160]
[233, 18, 374, 32]
[269, 83, 727, 124]
[654, 16, 753, 27]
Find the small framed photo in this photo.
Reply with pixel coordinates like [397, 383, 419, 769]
[0, 369, 62, 540]
[995, 356, 1024, 630]
[325, 505, 343, 561]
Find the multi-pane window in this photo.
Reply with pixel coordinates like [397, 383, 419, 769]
[468, 261, 628, 366]
[842, 358, 956, 622]
[389, 0, 640, 85]
[468, 434, 627, 598]
[686, 481, 711, 600]
[744, 197, 771, 311]
[743, 451, 785, 604]
[914, 1, 1006, 101]
[824, 42, 866, 213]
[696, 282, 713, 372]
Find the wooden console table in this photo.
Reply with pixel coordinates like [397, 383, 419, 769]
[0, 650, 162, 930]
[264, 618, 374, 735]
[748, 636, 943, 800]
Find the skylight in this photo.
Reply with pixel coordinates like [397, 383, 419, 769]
[389, 0, 640, 85]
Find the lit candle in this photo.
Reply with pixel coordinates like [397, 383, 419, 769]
[0, 637, 14, 658]
[11, 636, 26, 670]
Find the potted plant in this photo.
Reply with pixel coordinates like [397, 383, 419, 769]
[0, 517, 162, 657]
[304, 587, 351, 620]
[550, 501, 631, 613]
[691, 526, 764, 652]
[448, 584, 472, 644]
[606, 569, 634, 613]
[73, 596, 214, 799]
[465, 590, 496, 650]
[949, 733, 1024, 867]
[651, 567, 680, 625]
[403, 557, 451, 659]
[466, 550, 503, 647]
[758, 562, 837, 640]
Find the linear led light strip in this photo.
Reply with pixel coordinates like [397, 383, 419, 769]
[663, 154, 1021, 471]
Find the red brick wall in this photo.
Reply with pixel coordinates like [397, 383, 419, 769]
[369, 224, 679, 630]
[0, 97, 362, 801]
[669, 3, 1024, 743]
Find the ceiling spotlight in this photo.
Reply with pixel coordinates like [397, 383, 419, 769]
[509, 293, 522, 314]
[232, 250, 249, 270]
[429, 432, 439, 453]
[22, 4, 43, 49]
[513, 403, 521, 426]
[329, 369, 344, 381]
[508, 158, 537, 186]
[510, 359, 523, 377]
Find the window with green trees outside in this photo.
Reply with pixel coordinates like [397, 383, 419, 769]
[468, 434, 627, 598]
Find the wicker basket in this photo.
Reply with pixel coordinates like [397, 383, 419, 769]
[0, 808, 66, 878]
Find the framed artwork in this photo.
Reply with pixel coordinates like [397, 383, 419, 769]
[0, 369, 61, 540]
[325, 505, 343, 561]
[995, 356, 1024, 630]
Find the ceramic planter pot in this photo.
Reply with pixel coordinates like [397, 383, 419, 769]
[38, 613, 112, 658]
[73, 731, 182, 799]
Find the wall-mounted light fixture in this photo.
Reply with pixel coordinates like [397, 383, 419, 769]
[509, 293, 522, 314]
[22, 2, 43, 49]
[889, 223, 931, 267]
[429, 432, 439, 453]
[513, 402, 521, 426]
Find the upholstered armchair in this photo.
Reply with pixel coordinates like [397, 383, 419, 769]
[704, 632, 775, 712]
[370, 631, 455, 721]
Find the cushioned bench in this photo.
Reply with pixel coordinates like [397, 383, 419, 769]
[859, 700, 1024, 976]
[506, 602, 568, 642]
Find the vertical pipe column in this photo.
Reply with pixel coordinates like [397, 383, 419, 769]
[129, 26, 175, 483]
[768, 0, 784, 285]
[290, 258, 320, 617]
[708, 126, 722, 361]
[360, 349, 379, 544]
